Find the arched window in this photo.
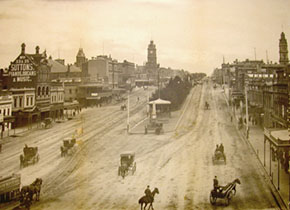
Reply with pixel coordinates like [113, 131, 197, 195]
[42, 87, 45, 95]
[46, 87, 49, 95]
[38, 87, 41, 96]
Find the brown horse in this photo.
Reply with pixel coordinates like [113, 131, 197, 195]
[20, 178, 43, 202]
[138, 187, 159, 210]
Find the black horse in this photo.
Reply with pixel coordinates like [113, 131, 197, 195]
[138, 187, 159, 210]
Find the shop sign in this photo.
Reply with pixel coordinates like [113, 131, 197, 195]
[9, 55, 36, 83]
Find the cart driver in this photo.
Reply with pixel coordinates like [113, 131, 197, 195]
[219, 143, 224, 154]
[213, 176, 219, 192]
[144, 185, 152, 198]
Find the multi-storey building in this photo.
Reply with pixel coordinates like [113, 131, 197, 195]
[1, 43, 65, 127]
[82, 55, 120, 87]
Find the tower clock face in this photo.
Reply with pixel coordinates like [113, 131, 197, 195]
[150, 50, 153, 54]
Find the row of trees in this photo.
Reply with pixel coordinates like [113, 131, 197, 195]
[151, 76, 193, 110]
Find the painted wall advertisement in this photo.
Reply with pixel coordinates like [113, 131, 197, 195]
[9, 55, 36, 87]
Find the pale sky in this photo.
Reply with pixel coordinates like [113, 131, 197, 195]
[0, 0, 289, 75]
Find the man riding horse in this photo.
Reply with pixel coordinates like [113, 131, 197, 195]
[144, 185, 152, 199]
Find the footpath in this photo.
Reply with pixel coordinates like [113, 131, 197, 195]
[222, 84, 288, 210]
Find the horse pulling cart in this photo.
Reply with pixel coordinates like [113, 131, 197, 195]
[118, 152, 136, 179]
[60, 138, 77, 157]
[210, 178, 241, 206]
[20, 146, 39, 168]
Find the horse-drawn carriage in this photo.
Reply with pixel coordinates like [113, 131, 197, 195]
[118, 152, 136, 178]
[145, 121, 164, 135]
[16, 178, 43, 209]
[60, 137, 77, 157]
[20, 146, 39, 168]
[212, 144, 226, 164]
[120, 104, 127, 111]
[210, 178, 241, 206]
[41, 117, 53, 129]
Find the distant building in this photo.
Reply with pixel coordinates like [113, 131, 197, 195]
[82, 55, 119, 87]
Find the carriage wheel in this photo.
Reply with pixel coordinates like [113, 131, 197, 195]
[209, 192, 217, 205]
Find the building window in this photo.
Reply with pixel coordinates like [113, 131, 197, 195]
[69, 89, 72, 94]
[38, 87, 41, 96]
[19, 97, 23, 107]
[7, 108, 10, 115]
[14, 97, 17, 108]
[30, 97, 33, 106]
[27, 97, 29, 106]
[42, 87, 45, 96]
[46, 87, 49, 95]
[3, 109, 5, 116]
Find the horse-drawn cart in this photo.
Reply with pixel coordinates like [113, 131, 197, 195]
[212, 145, 226, 164]
[0, 173, 21, 203]
[118, 152, 136, 178]
[210, 178, 241, 206]
[41, 118, 53, 129]
[145, 121, 163, 135]
[20, 146, 39, 168]
[60, 137, 77, 157]
[120, 104, 127, 111]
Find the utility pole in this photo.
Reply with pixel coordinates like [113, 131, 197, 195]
[112, 62, 115, 89]
[245, 84, 249, 138]
[127, 90, 130, 133]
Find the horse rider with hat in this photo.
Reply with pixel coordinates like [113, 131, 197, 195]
[144, 185, 152, 198]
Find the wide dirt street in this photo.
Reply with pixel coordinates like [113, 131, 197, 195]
[1, 83, 279, 210]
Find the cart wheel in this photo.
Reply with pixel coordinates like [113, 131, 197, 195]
[209, 192, 217, 205]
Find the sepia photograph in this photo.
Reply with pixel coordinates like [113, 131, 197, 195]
[0, 0, 289, 209]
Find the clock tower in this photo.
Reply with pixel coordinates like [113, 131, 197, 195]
[279, 32, 289, 65]
[147, 40, 158, 69]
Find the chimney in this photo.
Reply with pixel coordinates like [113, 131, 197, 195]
[21, 43, 26, 54]
[36, 46, 40, 54]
